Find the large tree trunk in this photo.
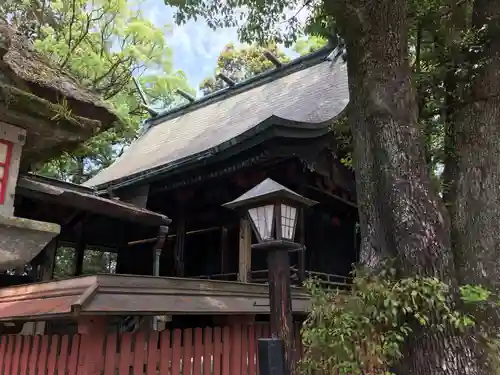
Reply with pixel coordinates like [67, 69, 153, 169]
[331, 0, 485, 373]
[447, 0, 500, 365]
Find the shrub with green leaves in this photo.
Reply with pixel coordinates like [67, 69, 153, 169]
[299, 266, 481, 375]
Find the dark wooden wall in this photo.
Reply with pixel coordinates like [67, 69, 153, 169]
[140, 157, 358, 282]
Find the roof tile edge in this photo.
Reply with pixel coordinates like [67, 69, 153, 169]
[143, 45, 334, 130]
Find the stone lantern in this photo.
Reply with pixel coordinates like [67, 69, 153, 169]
[0, 122, 60, 270]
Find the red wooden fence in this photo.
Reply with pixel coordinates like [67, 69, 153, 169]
[0, 324, 303, 375]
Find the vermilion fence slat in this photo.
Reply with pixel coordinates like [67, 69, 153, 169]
[67, 335, 80, 375]
[159, 330, 171, 375]
[146, 331, 159, 375]
[104, 333, 117, 375]
[193, 328, 203, 375]
[203, 327, 213, 375]
[38, 335, 49, 375]
[0, 335, 7, 374]
[47, 335, 59, 375]
[90, 330, 106, 375]
[57, 335, 69, 375]
[183, 328, 193, 375]
[118, 333, 132, 375]
[171, 329, 182, 375]
[241, 325, 249, 375]
[213, 327, 222, 375]
[4, 335, 14, 375]
[19, 336, 31, 375]
[11, 334, 22, 375]
[77, 335, 88, 375]
[28, 335, 40, 375]
[133, 331, 146, 375]
[248, 325, 256, 375]
[221, 326, 231, 375]
[231, 325, 242, 375]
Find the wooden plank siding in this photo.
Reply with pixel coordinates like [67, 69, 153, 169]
[0, 323, 304, 375]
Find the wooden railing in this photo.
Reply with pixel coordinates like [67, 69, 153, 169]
[290, 267, 352, 288]
[195, 268, 351, 288]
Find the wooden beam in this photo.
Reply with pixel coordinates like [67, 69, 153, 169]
[305, 184, 358, 208]
[238, 218, 252, 282]
[127, 225, 234, 246]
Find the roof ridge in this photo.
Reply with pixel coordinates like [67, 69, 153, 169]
[142, 45, 334, 131]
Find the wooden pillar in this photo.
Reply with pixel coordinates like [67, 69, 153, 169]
[39, 236, 58, 281]
[220, 226, 228, 275]
[238, 218, 251, 282]
[298, 185, 306, 284]
[153, 226, 169, 276]
[174, 207, 186, 277]
[74, 221, 85, 276]
[267, 246, 295, 375]
[151, 224, 168, 332]
[77, 316, 107, 375]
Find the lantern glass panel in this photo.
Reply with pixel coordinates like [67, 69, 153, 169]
[281, 203, 297, 240]
[248, 204, 274, 240]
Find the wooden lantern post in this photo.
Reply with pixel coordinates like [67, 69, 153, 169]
[223, 178, 317, 375]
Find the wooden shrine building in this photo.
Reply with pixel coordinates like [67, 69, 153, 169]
[0, 25, 326, 335]
[84, 46, 358, 288]
[0, 35, 359, 375]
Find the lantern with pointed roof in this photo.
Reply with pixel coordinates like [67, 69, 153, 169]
[223, 178, 317, 243]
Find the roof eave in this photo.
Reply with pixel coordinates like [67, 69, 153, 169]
[17, 174, 171, 226]
[92, 115, 336, 192]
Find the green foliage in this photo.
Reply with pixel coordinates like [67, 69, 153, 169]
[199, 37, 327, 96]
[330, 116, 352, 169]
[166, 0, 333, 46]
[293, 36, 327, 55]
[53, 246, 117, 279]
[1, 0, 193, 183]
[300, 267, 478, 375]
[199, 43, 290, 96]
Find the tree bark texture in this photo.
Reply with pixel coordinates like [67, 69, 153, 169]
[447, 0, 500, 365]
[331, 0, 485, 373]
[267, 248, 295, 375]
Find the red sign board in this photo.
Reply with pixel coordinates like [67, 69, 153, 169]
[0, 139, 13, 205]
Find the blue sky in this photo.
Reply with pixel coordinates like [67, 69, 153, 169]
[140, 0, 304, 92]
[142, 0, 239, 89]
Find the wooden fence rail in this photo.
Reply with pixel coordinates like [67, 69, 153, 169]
[0, 324, 304, 375]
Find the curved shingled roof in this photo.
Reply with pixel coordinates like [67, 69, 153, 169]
[85, 48, 349, 189]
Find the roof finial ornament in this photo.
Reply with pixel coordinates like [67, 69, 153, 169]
[176, 89, 196, 103]
[132, 77, 159, 117]
[217, 73, 236, 87]
[263, 51, 283, 68]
